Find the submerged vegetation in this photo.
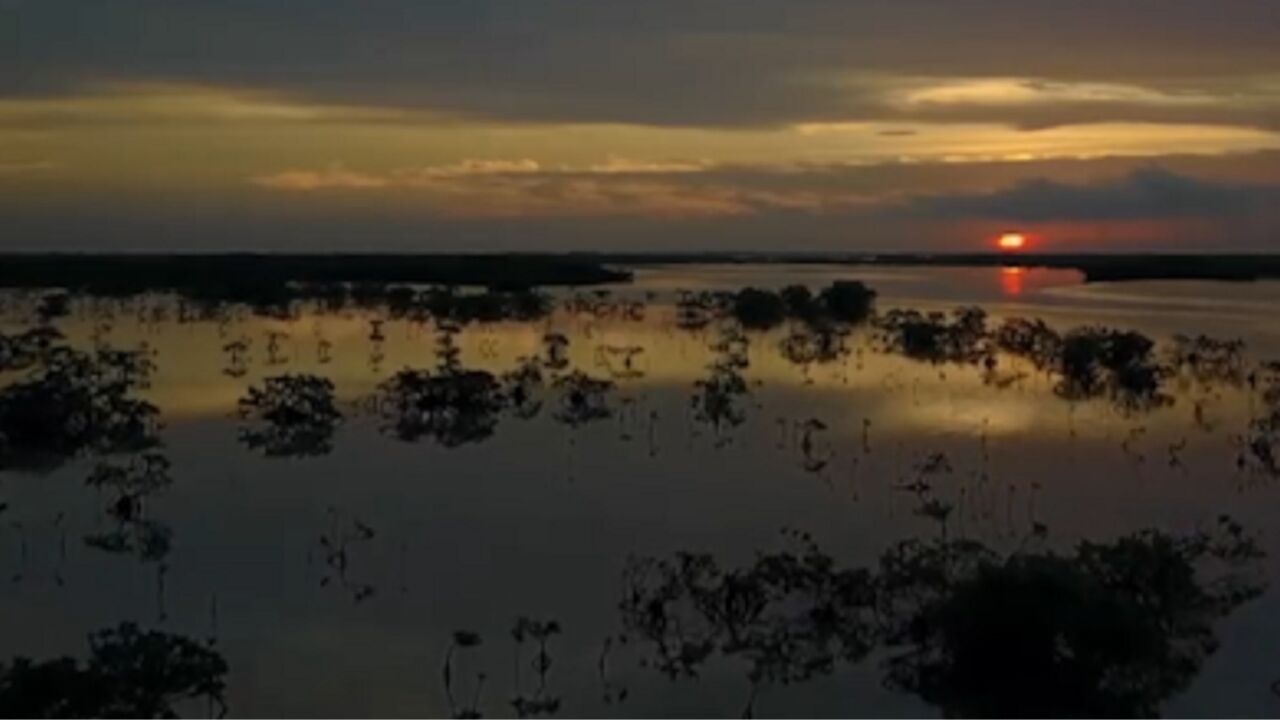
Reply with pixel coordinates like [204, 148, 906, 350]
[1, 269, 1279, 715]
[620, 528, 878, 687]
[869, 309, 1179, 412]
[0, 624, 228, 718]
[0, 277, 1273, 476]
[731, 281, 877, 330]
[83, 452, 175, 563]
[377, 367, 510, 447]
[1241, 361, 1280, 475]
[876, 307, 991, 365]
[0, 276, 1274, 484]
[238, 374, 343, 457]
[622, 518, 1265, 717]
[0, 329, 158, 471]
[878, 517, 1263, 717]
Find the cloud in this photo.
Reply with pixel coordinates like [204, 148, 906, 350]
[5, 1, 1280, 129]
[9, 154, 1280, 252]
[872, 77, 1280, 130]
[7, 75, 1280, 134]
[904, 167, 1280, 221]
[0, 160, 58, 174]
[0, 83, 435, 130]
[249, 158, 843, 218]
[248, 158, 1280, 226]
[249, 165, 390, 191]
[252, 157, 712, 188]
[386, 157, 710, 180]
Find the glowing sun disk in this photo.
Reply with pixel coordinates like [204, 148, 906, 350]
[998, 232, 1027, 250]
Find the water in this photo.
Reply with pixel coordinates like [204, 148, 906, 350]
[1, 264, 1279, 717]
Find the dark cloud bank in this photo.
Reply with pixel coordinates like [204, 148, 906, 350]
[5, 0, 1280, 128]
[905, 168, 1280, 222]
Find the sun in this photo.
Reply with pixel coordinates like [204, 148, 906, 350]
[997, 232, 1027, 251]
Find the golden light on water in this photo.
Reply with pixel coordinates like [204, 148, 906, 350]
[1000, 266, 1026, 296]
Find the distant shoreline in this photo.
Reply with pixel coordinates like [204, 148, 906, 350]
[0, 252, 1278, 293]
[590, 252, 1280, 283]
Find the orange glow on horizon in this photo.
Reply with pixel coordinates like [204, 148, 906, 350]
[997, 232, 1027, 251]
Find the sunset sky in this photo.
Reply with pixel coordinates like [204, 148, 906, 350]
[4, 0, 1280, 252]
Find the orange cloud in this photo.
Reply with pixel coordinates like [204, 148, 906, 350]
[249, 164, 390, 190]
[248, 158, 838, 218]
[0, 160, 60, 175]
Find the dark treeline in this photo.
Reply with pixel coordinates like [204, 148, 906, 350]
[590, 252, 1280, 283]
[3, 254, 1280, 301]
[0, 254, 630, 302]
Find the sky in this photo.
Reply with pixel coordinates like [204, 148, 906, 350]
[4, 0, 1280, 253]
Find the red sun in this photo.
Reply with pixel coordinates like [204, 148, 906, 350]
[997, 232, 1027, 251]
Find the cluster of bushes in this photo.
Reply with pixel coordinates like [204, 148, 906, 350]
[672, 281, 877, 332]
[872, 308, 1176, 410]
[621, 518, 1263, 717]
[1168, 334, 1247, 385]
[83, 452, 175, 563]
[0, 624, 227, 718]
[0, 332, 159, 470]
[377, 368, 510, 447]
[237, 374, 344, 457]
[1242, 361, 1280, 474]
[223, 282, 555, 323]
[732, 281, 877, 330]
[991, 320, 1170, 409]
[693, 327, 751, 434]
[876, 308, 990, 364]
[352, 285, 552, 323]
[0, 326, 63, 372]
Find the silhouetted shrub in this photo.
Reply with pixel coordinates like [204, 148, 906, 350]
[732, 288, 787, 330]
[1056, 327, 1168, 408]
[623, 518, 1263, 717]
[0, 623, 228, 718]
[876, 307, 990, 364]
[552, 371, 613, 428]
[879, 517, 1263, 717]
[818, 280, 876, 324]
[378, 368, 507, 446]
[993, 318, 1062, 369]
[0, 345, 158, 469]
[0, 327, 63, 372]
[730, 281, 875, 331]
[620, 529, 878, 684]
[237, 374, 343, 457]
[1169, 334, 1246, 385]
[779, 285, 819, 322]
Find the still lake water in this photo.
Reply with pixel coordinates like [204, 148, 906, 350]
[3, 264, 1280, 717]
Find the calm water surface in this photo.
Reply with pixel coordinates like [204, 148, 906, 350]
[2, 265, 1280, 717]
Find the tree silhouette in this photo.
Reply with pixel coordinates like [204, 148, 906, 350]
[237, 374, 343, 457]
[0, 341, 158, 471]
[378, 368, 507, 447]
[0, 623, 228, 718]
[622, 518, 1265, 718]
[878, 517, 1264, 717]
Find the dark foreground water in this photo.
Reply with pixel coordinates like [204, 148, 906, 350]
[2, 265, 1280, 717]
